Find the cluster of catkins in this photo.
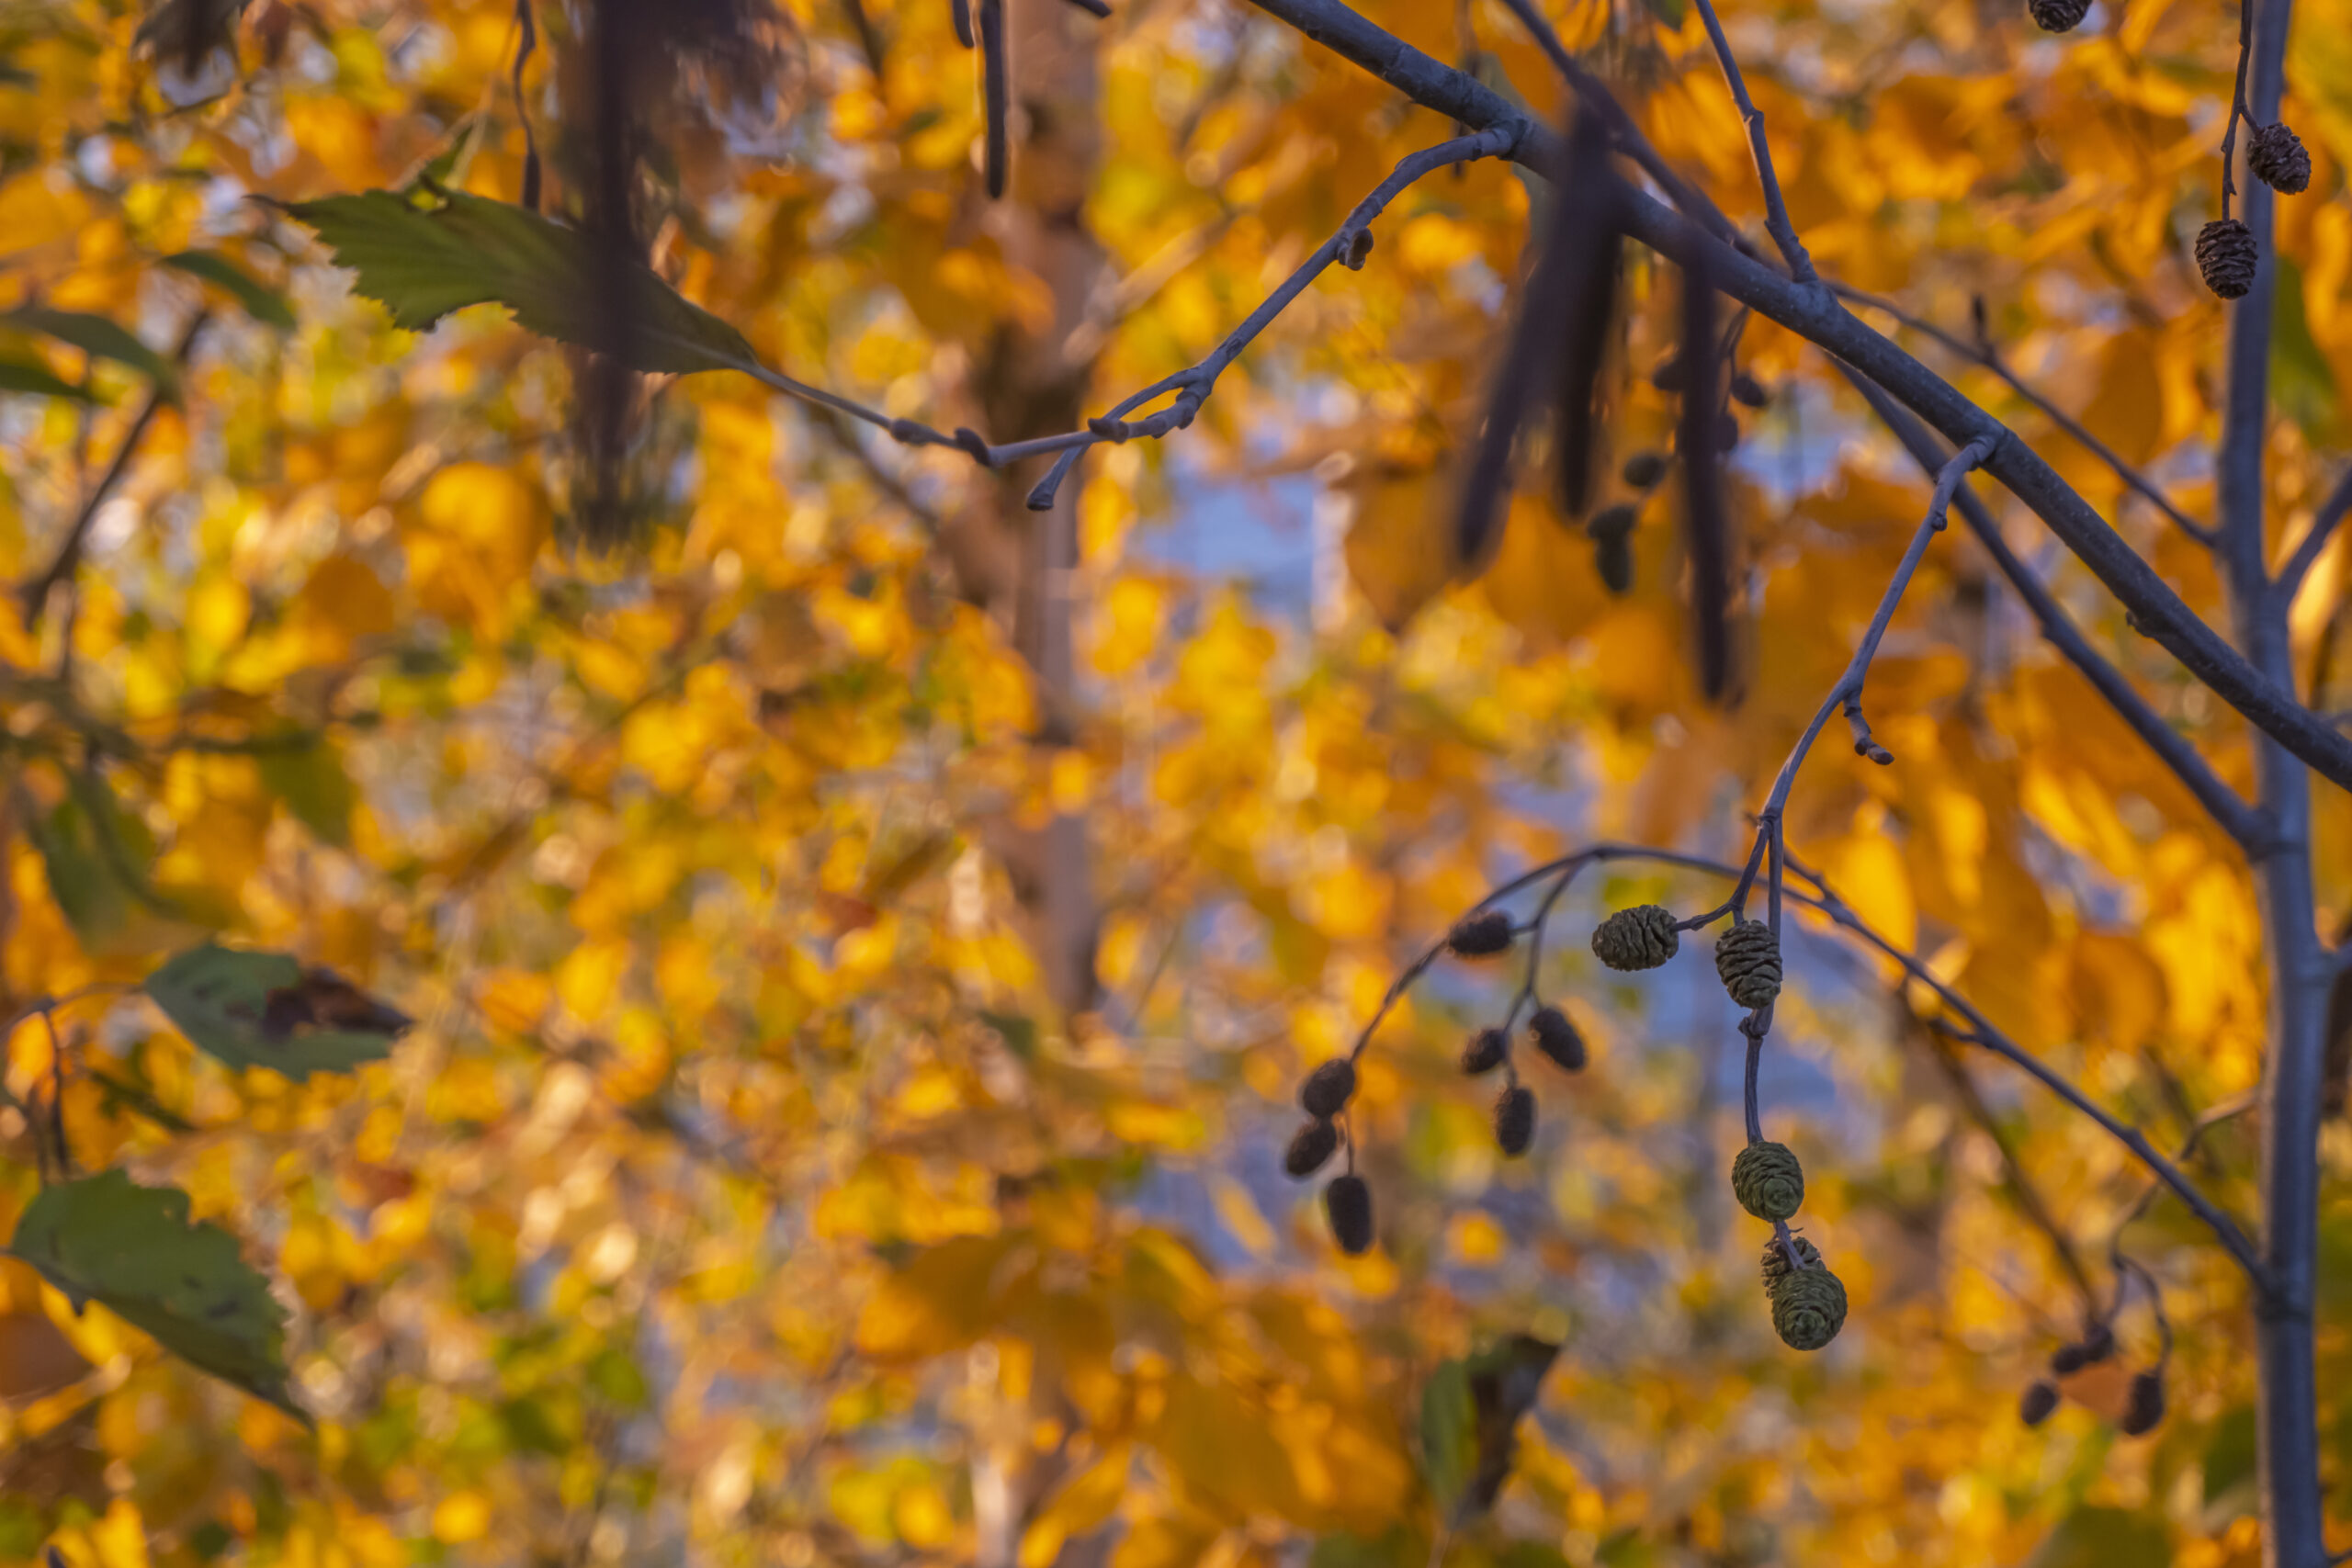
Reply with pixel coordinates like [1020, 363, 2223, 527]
[1588, 366, 1769, 595]
[2023, 0, 2311, 300]
[2018, 1322, 2169, 1436]
[1283, 908, 1589, 1255]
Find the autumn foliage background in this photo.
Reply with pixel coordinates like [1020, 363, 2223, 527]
[0, 0, 2347, 1564]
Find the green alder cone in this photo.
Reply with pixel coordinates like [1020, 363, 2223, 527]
[1732, 1140, 1805, 1222]
[1592, 904, 1679, 971]
[1759, 1234, 1821, 1292]
[1770, 1265, 1849, 1351]
[1713, 919, 1783, 1010]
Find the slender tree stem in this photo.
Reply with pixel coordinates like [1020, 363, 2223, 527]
[1686, 0, 1816, 280]
[2274, 465, 2352, 605]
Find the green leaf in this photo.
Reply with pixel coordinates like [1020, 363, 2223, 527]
[282, 187, 760, 376]
[25, 772, 164, 947]
[0, 358, 96, 400]
[144, 943, 409, 1081]
[2201, 1404, 2258, 1521]
[1419, 1357, 1476, 1519]
[257, 740, 356, 847]
[977, 1010, 1036, 1059]
[161, 250, 296, 330]
[2270, 255, 2337, 438]
[2025, 1506, 2170, 1568]
[3, 308, 177, 400]
[1639, 0, 1689, 26]
[4, 1169, 297, 1416]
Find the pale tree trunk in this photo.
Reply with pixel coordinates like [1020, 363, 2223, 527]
[2217, 0, 2328, 1561]
[938, 0, 1108, 1019]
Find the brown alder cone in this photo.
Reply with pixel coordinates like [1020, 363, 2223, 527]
[1447, 909, 1516, 957]
[1325, 1175, 1374, 1255]
[2249, 122, 2312, 195]
[2026, 0, 2090, 30]
[2197, 220, 2258, 299]
[1283, 1119, 1339, 1178]
[1759, 1235, 1822, 1292]
[1299, 1059, 1356, 1119]
[1528, 1006, 1587, 1071]
[2019, 1380, 2061, 1427]
[2119, 1368, 2166, 1435]
[1494, 1084, 1536, 1156]
[1461, 1027, 1508, 1076]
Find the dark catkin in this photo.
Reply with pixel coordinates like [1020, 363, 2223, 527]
[2026, 0, 2090, 30]
[2197, 219, 2258, 299]
[1326, 1175, 1374, 1255]
[1461, 1028, 1508, 1076]
[1284, 1119, 1340, 1179]
[2019, 1380, 2061, 1427]
[1759, 1235, 1821, 1292]
[1730, 373, 1769, 409]
[2119, 1369, 2166, 1436]
[2050, 1322, 2115, 1375]
[1588, 502, 1639, 542]
[2249, 121, 2312, 195]
[1529, 1006, 1587, 1072]
[1650, 357, 1685, 393]
[1300, 1059, 1357, 1119]
[1769, 1265, 1849, 1351]
[1731, 1140, 1805, 1222]
[1494, 1084, 1536, 1156]
[1596, 533, 1634, 593]
[1622, 451, 1668, 490]
[1714, 413, 1742, 453]
[1447, 908, 1516, 958]
[1592, 904, 1679, 971]
[1713, 919, 1784, 1010]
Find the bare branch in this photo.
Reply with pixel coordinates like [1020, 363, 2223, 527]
[2275, 465, 2352, 604]
[1685, 0, 1816, 281]
[20, 311, 210, 624]
[1835, 370, 2273, 852]
[1834, 284, 2213, 547]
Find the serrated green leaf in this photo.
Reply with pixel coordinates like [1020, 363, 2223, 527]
[161, 249, 296, 330]
[3, 308, 177, 400]
[144, 943, 408, 1081]
[1419, 1357, 1476, 1518]
[282, 187, 759, 376]
[0, 358, 96, 400]
[4, 1170, 297, 1416]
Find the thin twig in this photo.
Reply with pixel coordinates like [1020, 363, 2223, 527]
[1834, 285, 2212, 545]
[1685, 0, 1816, 280]
[2275, 466, 2352, 604]
[20, 312, 211, 623]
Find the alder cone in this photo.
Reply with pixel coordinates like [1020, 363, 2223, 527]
[1759, 1235, 1821, 1292]
[1713, 919, 1783, 1010]
[2050, 1322, 2114, 1375]
[1595, 532, 1634, 594]
[1494, 1084, 1536, 1156]
[1529, 1006, 1587, 1071]
[1325, 1174, 1374, 1255]
[2249, 121, 2312, 195]
[1588, 502, 1639, 542]
[1621, 451, 1668, 490]
[1768, 1265, 1849, 1351]
[1300, 1058, 1357, 1119]
[1460, 1027, 1508, 1076]
[2019, 1380, 2061, 1427]
[1593, 904, 1679, 971]
[1731, 1140, 1805, 1222]
[1284, 1119, 1339, 1179]
[2119, 1369, 2166, 1436]
[1447, 908, 1515, 957]
[2196, 219, 2258, 299]
[2026, 0, 2090, 30]
[1730, 372, 1769, 408]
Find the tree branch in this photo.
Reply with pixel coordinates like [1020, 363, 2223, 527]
[1685, 0, 1815, 281]
[19, 312, 210, 624]
[1237, 0, 2352, 792]
[2275, 465, 2351, 606]
[1834, 284, 2213, 547]
[1837, 369, 2274, 852]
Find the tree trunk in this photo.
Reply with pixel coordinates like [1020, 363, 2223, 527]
[939, 0, 1108, 1020]
[2217, 0, 2327, 1560]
